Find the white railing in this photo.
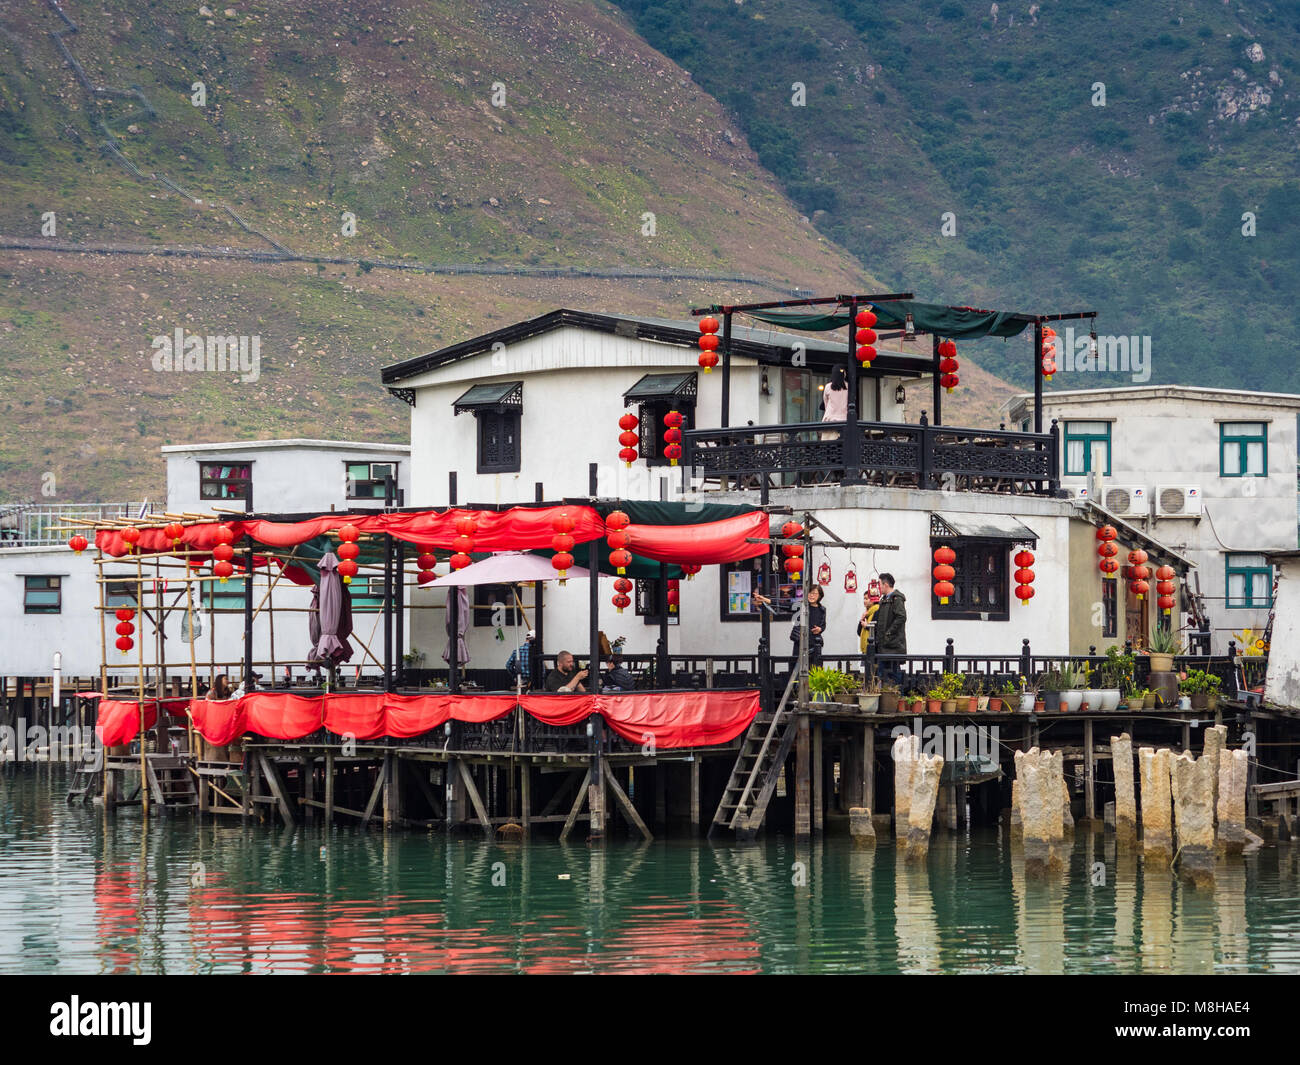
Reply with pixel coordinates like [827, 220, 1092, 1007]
[0, 502, 152, 548]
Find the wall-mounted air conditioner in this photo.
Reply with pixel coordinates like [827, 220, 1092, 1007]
[1155, 485, 1202, 518]
[1104, 484, 1148, 518]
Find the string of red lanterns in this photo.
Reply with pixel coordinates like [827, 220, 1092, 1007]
[606, 509, 632, 576]
[550, 509, 575, 582]
[1096, 524, 1118, 577]
[664, 410, 683, 467]
[213, 523, 236, 583]
[938, 338, 959, 394]
[1155, 564, 1177, 615]
[855, 307, 877, 366]
[335, 522, 360, 584]
[1014, 548, 1035, 605]
[781, 521, 804, 580]
[416, 549, 438, 587]
[618, 412, 639, 467]
[115, 607, 135, 655]
[1041, 326, 1057, 381]
[1127, 548, 1149, 600]
[612, 576, 633, 614]
[697, 315, 720, 373]
[932, 544, 956, 605]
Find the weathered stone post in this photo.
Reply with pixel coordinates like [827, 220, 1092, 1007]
[905, 752, 944, 859]
[1009, 778, 1023, 838]
[1216, 748, 1248, 855]
[1061, 775, 1074, 835]
[1202, 724, 1227, 821]
[1111, 733, 1137, 843]
[892, 732, 918, 834]
[849, 807, 877, 845]
[1016, 747, 1065, 874]
[1139, 747, 1174, 865]
[1171, 752, 1216, 886]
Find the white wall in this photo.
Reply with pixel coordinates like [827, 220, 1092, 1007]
[1265, 555, 1300, 709]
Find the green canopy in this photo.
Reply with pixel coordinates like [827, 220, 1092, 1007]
[588, 499, 759, 525]
[745, 299, 1032, 340]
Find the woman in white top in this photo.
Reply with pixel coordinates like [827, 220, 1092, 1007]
[820, 366, 848, 438]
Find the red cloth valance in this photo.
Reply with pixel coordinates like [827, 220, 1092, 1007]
[105, 690, 758, 750]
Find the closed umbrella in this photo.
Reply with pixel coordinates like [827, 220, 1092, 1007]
[310, 552, 354, 667]
[442, 585, 471, 667]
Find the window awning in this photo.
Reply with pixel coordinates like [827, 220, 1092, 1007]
[452, 380, 522, 415]
[745, 300, 1031, 340]
[931, 512, 1038, 546]
[623, 372, 697, 404]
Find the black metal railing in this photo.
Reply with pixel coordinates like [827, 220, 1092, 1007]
[684, 416, 1058, 495]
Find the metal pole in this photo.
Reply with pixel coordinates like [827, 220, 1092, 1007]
[383, 474, 394, 693]
[720, 310, 733, 429]
[844, 299, 861, 484]
[931, 334, 943, 427]
[243, 538, 254, 691]
[448, 471, 459, 695]
[533, 481, 545, 691]
[1033, 320, 1044, 434]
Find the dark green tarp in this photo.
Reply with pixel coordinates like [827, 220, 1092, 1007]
[745, 300, 1032, 340]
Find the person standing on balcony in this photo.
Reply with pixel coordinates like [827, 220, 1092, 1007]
[789, 584, 827, 666]
[819, 367, 848, 442]
[874, 574, 907, 683]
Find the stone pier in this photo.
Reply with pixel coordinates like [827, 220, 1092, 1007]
[1202, 724, 1227, 822]
[904, 753, 944, 860]
[1111, 733, 1137, 844]
[1139, 747, 1174, 865]
[1015, 748, 1066, 874]
[849, 807, 877, 845]
[1171, 752, 1216, 887]
[892, 732, 919, 833]
[1217, 748, 1248, 855]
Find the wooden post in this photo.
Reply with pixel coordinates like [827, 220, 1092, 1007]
[521, 758, 531, 837]
[812, 721, 824, 837]
[324, 749, 335, 824]
[795, 714, 811, 840]
[864, 725, 875, 811]
[135, 552, 148, 818]
[931, 333, 943, 427]
[1084, 717, 1096, 822]
[1033, 320, 1044, 433]
[690, 755, 701, 835]
[720, 309, 733, 428]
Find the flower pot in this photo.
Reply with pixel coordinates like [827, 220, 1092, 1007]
[977, 695, 990, 712]
[1207, 693, 1220, 711]
[1150, 652, 1175, 672]
[1019, 693, 1035, 713]
[927, 699, 942, 714]
[988, 697, 1002, 713]
[966, 696, 979, 712]
[1041, 689, 1060, 712]
[1058, 690, 1082, 713]
[859, 693, 880, 714]
[1034, 699, 1045, 713]
[941, 699, 958, 714]
[1190, 692, 1209, 711]
[1178, 695, 1192, 711]
[1144, 692, 1156, 709]
[907, 700, 925, 714]
[1099, 689, 1121, 712]
[879, 691, 899, 714]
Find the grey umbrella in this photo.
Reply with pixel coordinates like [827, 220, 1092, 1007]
[442, 585, 471, 667]
[310, 551, 354, 666]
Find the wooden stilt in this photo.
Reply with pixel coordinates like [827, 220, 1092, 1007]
[521, 759, 531, 837]
[324, 750, 335, 824]
[559, 768, 592, 843]
[603, 762, 653, 841]
[690, 756, 701, 835]
[458, 761, 492, 837]
[1084, 718, 1096, 822]
[795, 713, 811, 840]
[812, 722, 824, 836]
[864, 725, 875, 811]
[257, 752, 296, 826]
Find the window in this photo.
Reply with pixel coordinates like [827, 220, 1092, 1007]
[780, 369, 832, 425]
[1225, 553, 1272, 609]
[105, 580, 138, 610]
[1063, 421, 1111, 476]
[930, 541, 1010, 622]
[346, 461, 399, 500]
[24, 576, 61, 615]
[471, 583, 521, 627]
[348, 575, 386, 613]
[200, 462, 252, 503]
[720, 556, 797, 621]
[623, 373, 698, 466]
[635, 578, 680, 626]
[1101, 578, 1117, 639]
[476, 410, 521, 473]
[202, 576, 247, 611]
[1220, 422, 1267, 477]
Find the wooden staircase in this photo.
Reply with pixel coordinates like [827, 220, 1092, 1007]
[144, 755, 199, 808]
[66, 765, 100, 805]
[709, 673, 799, 839]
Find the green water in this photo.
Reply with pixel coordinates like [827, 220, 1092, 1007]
[2, 766, 1298, 974]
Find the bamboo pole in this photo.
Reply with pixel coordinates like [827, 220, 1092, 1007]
[135, 551, 148, 818]
[186, 580, 198, 759]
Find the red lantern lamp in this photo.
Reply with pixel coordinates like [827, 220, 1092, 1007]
[1158, 594, 1176, 614]
[121, 527, 141, 553]
[164, 522, 185, 545]
[664, 427, 682, 446]
[214, 560, 234, 583]
[856, 327, 878, 345]
[699, 316, 720, 335]
[781, 521, 803, 539]
[613, 593, 631, 614]
[782, 543, 805, 558]
[337, 559, 358, 584]
[417, 570, 437, 586]
[115, 621, 135, 637]
[1131, 579, 1149, 600]
[1096, 525, 1117, 542]
[698, 332, 720, 352]
[68, 534, 88, 554]
[784, 557, 803, 577]
[1155, 564, 1175, 582]
[664, 442, 682, 466]
[606, 530, 629, 550]
[619, 447, 638, 466]
[1013, 549, 1035, 605]
[1100, 558, 1119, 576]
[1130, 564, 1150, 582]
[857, 345, 876, 364]
[619, 430, 639, 448]
[934, 545, 956, 567]
[940, 373, 959, 392]
[1127, 548, 1148, 566]
[116, 636, 134, 654]
[934, 581, 955, 604]
[1015, 585, 1035, 604]
[614, 577, 633, 595]
[664, 411, 683, 429]
[1015, 567, 1035, 585]
[451, 553, 472, 571]
[115, 607, 135, 622]
[681, 563, 701, 581]
[337, 523, 359, 543]
[698, 350, 719, 373]
[551, 551, 574, 580]
[417, 552, 437, 571]
[1097, 541, 1118, 559]
[609, 548, 632, 575]
[666, 583, 679, 613]
[1156, 580, 1176, 596]
[335, 542, 359, 563]
[606, 511, 630, 531]
[939, 339, 957, 359]
[213, 542, 234, 563]
[1014, 549, 1035, 568]
[619, 413, 639, 432]
[551, 533, 574, 554]
[855, 309, 877, 328]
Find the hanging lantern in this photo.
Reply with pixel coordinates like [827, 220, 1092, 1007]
[781, 521, 803, 539]
[609, 548, 632, 575]
[619, 430, 639, 449]
[214, 560, 234, 583]
[1157, 593, 1176, 613]
[115, 620, 135, 637]
[1097, 541, 1118, 558]
[115, 608, 135, 622]
[417, 551, 436, 571]
[1127, 548, 1148, 566]
[612, 593, 631, 614]
[1131, 578, 1150, 600]
[844, 564, 858, 594]
[619, 413, 639, 431]
[698, 322, 720, 373]
[337, 558, 358, 584]
[817, 561, 832, 586]
[856, 345, 876, 365]
[666, 582, 680, 614]
[681, 563, 701, 581]
[784, 556, 803, 577]
[699, 315, 720, 335]
[1095, 525, 1117, 543]
[932, 545, 957, 605]
[116, 636, 134, 655]
[164, 522, 185, 545]
[1013, 548, 1035, 606]
[1100, 558, 1119, 576]
[68, 534, 89, 555]
[334, 542, 359, 563]
[417, 570, 437, 586]
[607, 510, 630, 531]
[606, 530, 630, 551]
[856, 327, 878, 346]
[619, 447, 638, 465]
[782, 543, 805, 558]
[614, 576, 633, 596]
[338, 523, 359, 543]
[450, 552, 472, 571]
[121, 527, 141, 553]
[855, 308, 877, 328]
[664, 442, 683, 466]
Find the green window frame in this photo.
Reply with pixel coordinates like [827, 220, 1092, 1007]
[1219, 422, 1267, 478]
[346, 461, 398, 500]
[1063, 421, 1111, 476]
[201, 576, 247, 611]
[1225, 553, 1272, 609]
[348, 575, 386, 613]
[24, 576, 61, 615]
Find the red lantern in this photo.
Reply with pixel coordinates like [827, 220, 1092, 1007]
[665, 443, 682, 466]
[214, 560, 234, 583]
[115, 608, 135, 622]
[609, 548, 632, 575]
[614, 577, 633, 595]
[781, 521, 803, 539]
[1100, 558, 1119, 576]
[551, 551, 574, 579]
[1129, 564, 1150, 582]
[940, 373, 959, 392]
[1015, 567, 1035, 584]
[164, 522, 185, 544]
[938, 339, 957, 359]
[698, 350, 719, 373]
[933, 543, 956, 604]
[337, 558, 358, 584]
[551, 510, 575, 534]
[934, 545, 956, 567]
[116, 636, 134, 654]
[698, 332, 720, 352]
[817, 561, 832, 586]
[664, 411, 683, 429]
[612, 593, 631, 614]
[212, 542, 234, 563]
[855, 309, 877, 328]
[1131, 579, 1149, 600]
[1014, 549, 1035, 568]
[337, 542, 362, 562]
[619, 430, 639, 448]
[417, 570, 437, 586]
[1015, 584, 1035, 604]
[455, 515, 477, 537]
[619, 413, 639, 432]
[337, 523, 359, 543]
[606, 530, 629, 550]
[1096, 525, 1117, 542]
[115, 621, 134, 637]
[121, 527, 140, 552]
[68, 534, 88, 554]
[664, 427, 682, 446]
[1041, 357, 1056, 380]
[1158, 594, 1176, 614]
[1128, 548, 1148, 566]
[856, 345, 876, 364]
[1097, 541, 1118, 559]
[417, 552, 436, 571]
[607, 511, 630, 531]
[666, 583, 679, 613]
[782, 543, 805, 558]
[784, 557, 803, 577]
[1013, 549, 1035, 606]
[551, 533, 574, 554]
[933, 563, 956, 582]
[856, 327, 878, 345]
[934, 581, 955, 604]
[1156, 580, 1176, 596]
[681, 563, 701, 581]
[699, 316, 720, 335]
[1155, 564, 1175, 582]
[619, 447, 638, 466]
[451, 552, 472, 571]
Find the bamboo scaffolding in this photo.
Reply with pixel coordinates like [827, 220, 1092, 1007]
[135, 552, 148, 818]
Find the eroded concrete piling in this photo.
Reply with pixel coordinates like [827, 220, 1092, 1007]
[1111, 733, 1137, 844]
[849, 807, 877, 846]
[1217, 748, 1248, 856]
[1015, 748, 1066, 874]
[904, 753, 944, 859]
[1139, 747, 1174, 865]
[1171, 751, 1216, 887]
[893, 732, 918, 831]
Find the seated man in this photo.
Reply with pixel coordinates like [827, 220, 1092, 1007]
[544, 650, 589, 693]
[602, 653, 638, 692]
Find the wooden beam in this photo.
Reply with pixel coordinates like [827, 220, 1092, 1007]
[559, 768, 592, 843]
[603, 761, 653, 841]
[360, 763, 386, 826]
[458, 760, 493, 837]
[257, 753, 297, 826]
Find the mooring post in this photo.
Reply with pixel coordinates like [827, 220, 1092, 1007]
[795, 713, 811, 840]
[690, 755, 701, 835]
[324, 749, 335, 825]
[812, 723, 824, 837]
[1084, 718, 1096, 822]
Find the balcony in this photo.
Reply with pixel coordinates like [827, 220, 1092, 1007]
[685, 418, 1059, 496]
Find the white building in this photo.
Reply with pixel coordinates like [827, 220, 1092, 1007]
[0, 440, 409, 681]
[382, 308, 1113, 670]
[1003, 386, 1300, 653]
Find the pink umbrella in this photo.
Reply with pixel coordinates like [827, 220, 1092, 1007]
[428, 551, 590, 586]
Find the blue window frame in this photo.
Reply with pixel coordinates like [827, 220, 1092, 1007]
[1225, 553, 1272, 609]
[202, 576, 247, 611]
[1063, 421, 1111, 476]
[1219, 422, 1267, 477]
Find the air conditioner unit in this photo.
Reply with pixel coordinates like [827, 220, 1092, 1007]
[1155, 485, 1202, 518]
[1104, 484, 1148, 518]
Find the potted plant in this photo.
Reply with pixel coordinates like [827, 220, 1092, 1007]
[1147, 628, 1182, 673]
[1179, 669, 1221, 711]
[1018, 675, 1038, 713]
[859, 675, 881, 714]
[1057, 663, 1086, 712]
[925, 683, 944, 714]
[878, 682, 900, 715]
[974, 678, 990, 713]
[1098, 646, 1131, 712]
[1040, 667, 1065, 712]
[940, 671, 963, 713]
[809, 666, 855, 704]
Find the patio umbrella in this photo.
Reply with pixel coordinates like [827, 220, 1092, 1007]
[442, 585, 471, 667]
[428, 551, 591, 586]
[309, 552, 354, 666]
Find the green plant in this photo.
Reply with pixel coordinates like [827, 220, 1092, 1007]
[1148, 628, 1183, 655]
[808, 666, 855, 700]
[1100, 645, 1136, 693]
[1059, 662, 1089, 690]
[1040, 667, 1065, 691]
[926, 671, 964, 701]
[1179, 669, 1222, 695]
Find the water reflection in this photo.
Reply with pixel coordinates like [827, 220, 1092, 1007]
[1, 768, 1298, 974]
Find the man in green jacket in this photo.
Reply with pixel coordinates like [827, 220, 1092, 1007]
[873, 573, 907, 683]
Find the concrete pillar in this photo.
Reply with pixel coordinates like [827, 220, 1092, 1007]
[892, 732, 918, 835]
[1139, 747, 1174, 865]
[1016, 747, 1065, 874]
[905, 753, 944, 860]
[1061, 775, 1074, 835]
[1111, 733, 1137, 844]
[1202, 723, 1227, 823]
[849, 807, 876, 845]
[1171, 751, 1216, 887]
[1216, 748, 1248, 855]
[1009, 778, 1023, 836]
